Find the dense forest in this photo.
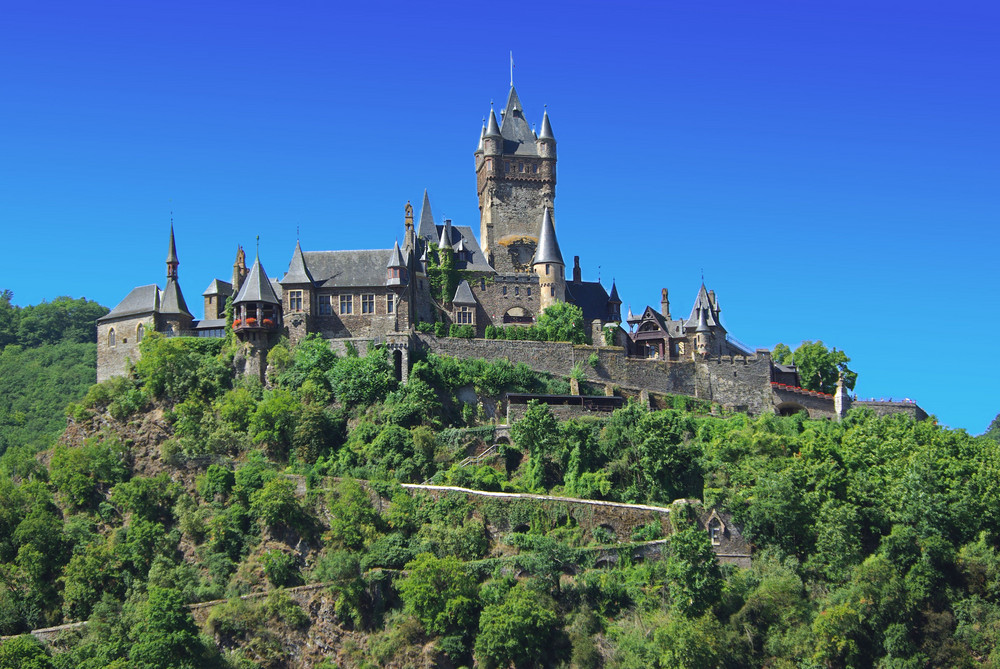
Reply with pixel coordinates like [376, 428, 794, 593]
[1, 309, 1000, 667]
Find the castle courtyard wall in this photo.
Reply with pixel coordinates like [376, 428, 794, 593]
[97, 315, 154, 382]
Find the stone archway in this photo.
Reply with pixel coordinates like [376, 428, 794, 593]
[775, 402, 808, 417]
[503, 306, 534, 324]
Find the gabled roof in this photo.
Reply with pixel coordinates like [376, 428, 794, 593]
[533, 207, 563, 265]
[202, 279, 233, 297]
[160, 278, 193, 317]
[452, 280, 477, 305]
[685, 284, 721, 329]
[499, 86, 538, 156]
[640, 305, 670, 333]
[234, 256, 281, 305]
[417, 189, 437, 241]
[99, 284, 161, 322]
[280, 240, 315, 285]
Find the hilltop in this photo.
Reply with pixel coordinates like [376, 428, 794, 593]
[1, 332, 999, 668]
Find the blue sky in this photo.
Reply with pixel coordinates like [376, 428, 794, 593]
[2, 1, 998, 432]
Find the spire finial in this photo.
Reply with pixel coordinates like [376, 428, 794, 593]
[296, 225, 299, 242]
[256, 235, 260, 257]
[510, 51, 514, 87]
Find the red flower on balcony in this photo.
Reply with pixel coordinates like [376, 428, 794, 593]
[245, 317, 257, 326]
[233, 319, 242, 327]
[262, 318, 274, 328]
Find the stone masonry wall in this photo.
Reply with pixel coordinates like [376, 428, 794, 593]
[97, 315, 154, 382]
[414, 335, 778, 415]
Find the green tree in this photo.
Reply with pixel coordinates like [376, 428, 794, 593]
[399, 553, 478, 637]
[535, 301, 588, 344]
[249, 477, 302, 529]
[248, 389, 301, 458]
[772, 340, 856, 393]
[327, 477, 380, 550]
[128, 586, 215, 669]
[0, 634, 53, 669]
[664, 522, 723, 617]
[475, 583, 558, 669]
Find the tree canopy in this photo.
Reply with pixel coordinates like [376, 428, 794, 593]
[773, 340, 857, 393]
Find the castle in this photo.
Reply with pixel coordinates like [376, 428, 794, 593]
[96, 82, 926, 422]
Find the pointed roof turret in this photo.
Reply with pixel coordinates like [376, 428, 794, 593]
[166, 223, 179, 268]
[477, 122, 486, 152]
[387, 240, 406, 269]
[499, 86, 538, 155]
[626, 305, 639, 325]
[685, 284, 721, 330]
[532, 207, 563, 265]
[485, 106, 501, 137]
[608, 280, 621, 304]
[438, 220, 453, 250]
[234, 254, 281, 305]
[538, 110, 554, 140]
[452, 280, 477, 305]
[280, 240, 315, 285]
[417, 189, 437, 241]
[160, 279, 192, 318]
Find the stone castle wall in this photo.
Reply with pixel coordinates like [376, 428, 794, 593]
[97, 316, 154, 382]
[414, 334, 779, 415]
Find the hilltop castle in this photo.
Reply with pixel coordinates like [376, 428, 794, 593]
[96, 83, 926, 422]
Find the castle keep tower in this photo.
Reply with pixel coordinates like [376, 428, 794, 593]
[476, 86, 556, 274]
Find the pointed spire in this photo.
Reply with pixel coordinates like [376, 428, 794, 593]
[608, 280, 621, 304]
[452, 279, 477, 305]
[387, 240, 406, 269]
[538, 109, 554, 140]
[485, 106, 501, 137]
[533, 207, 563, 265]
[438, 219, 453, 250]
[477, 121, 486, 152]
[686, 283, 720, 329]
[166, 224, 179, 279]
[234, 254, 280, 305]
[280, 240, 315, 285]
[417, 189, 437, 241]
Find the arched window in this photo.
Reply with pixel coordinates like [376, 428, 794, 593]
[136, 324, 144, 342]
[108, 328, 116, 347]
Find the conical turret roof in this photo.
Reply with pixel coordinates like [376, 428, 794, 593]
[452, 280, 477, 305]
[685, 284, 721, 329]
[485, 107, 501, 137]
[438, 220, 453, 250]
[160, 279, 192, 318]
[234, 255, 281, 305]
[608, 280, 621, 304]
[280, 240, 315, 285]
[532, 207, 563, 265]
[417, 189, 437, 241]
[166, 224, 179, 265]
[538, 110, 554, 140]
[386, 240, 406, 269]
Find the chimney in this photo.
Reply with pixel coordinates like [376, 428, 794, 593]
[660, 288, 670, 319]
[573, 256, 581, 283]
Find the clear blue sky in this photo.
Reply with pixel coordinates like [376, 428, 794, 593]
[2, 1, 997, 433]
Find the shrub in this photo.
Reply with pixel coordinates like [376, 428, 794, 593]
[262, 550, 301, 587]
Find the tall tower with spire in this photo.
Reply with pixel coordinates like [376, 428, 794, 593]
[475, 85, 556, 274]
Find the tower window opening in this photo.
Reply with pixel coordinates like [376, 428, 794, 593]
[532, 164, 538, 174]
[546, 264, 550, 275]
[480, 278, 486, 291]
[289, 290, 303, 312]
[519, 163, 524, 172]
[526, 287, 531, 296]
[550, 286, 555, 297]
[108, 328, 116, 347]
[502, 286, 507, 296]
[386, 295, 394, 314]
[514, 286, 519, 296]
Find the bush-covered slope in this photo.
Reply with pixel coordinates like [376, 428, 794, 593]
[2, 331, 999, 668]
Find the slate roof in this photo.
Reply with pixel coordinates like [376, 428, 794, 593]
[417, 190, 437, 241]
[566, 280, 611, 323]
[160, 278, 193, 317]
[436, 225, 494, 272]
[386, 241, 406, 268]
[538, 110, 554, 140]
[685, 284, 721, 329]
[234, 256, 281, 304]
[533, 208, 563, 265]
[452, 280, 477, 305]
[485, 107, 501, 137]
[166, 224, 178, 265]
[298, 249, 395, 288]
[193, 319, 227, 330]
[281, 241, 315, 285]
[202, 279, 233, 297]
[99, 284, 161, 322]
[608, 280, 621, 304]
[499, 87, 538, 156]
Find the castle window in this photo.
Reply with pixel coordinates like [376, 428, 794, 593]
[532, 164, 538, 174]
[108, 328, 116, 347]
[318, 295, 332, 315]
[361, 294, 375, 314]
[546, 264, 550, 275]
[519, 163, 524, 172]
[340, 295, 353, 315]
[386, 295, 394, 314]
[388, 267, 402, 280]
[480, 278, 486, 291]
[289, 290, 303, 312]
[550, 286, 555, 297]
[505, 161, 511, 172]
[456, 306, 473, 324]
[709, 519, 723, 545]
[514, 286, 519, 296]
[502, 286, 507, 296]
[485, 158, 493, 170]
[136, 324, 144, 342]
[526, 287, 531, 296]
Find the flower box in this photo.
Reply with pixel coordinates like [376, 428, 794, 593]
[262, 318, 274, 328]
[245, 318, 258, 326]
[233, 319, 242, 327]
